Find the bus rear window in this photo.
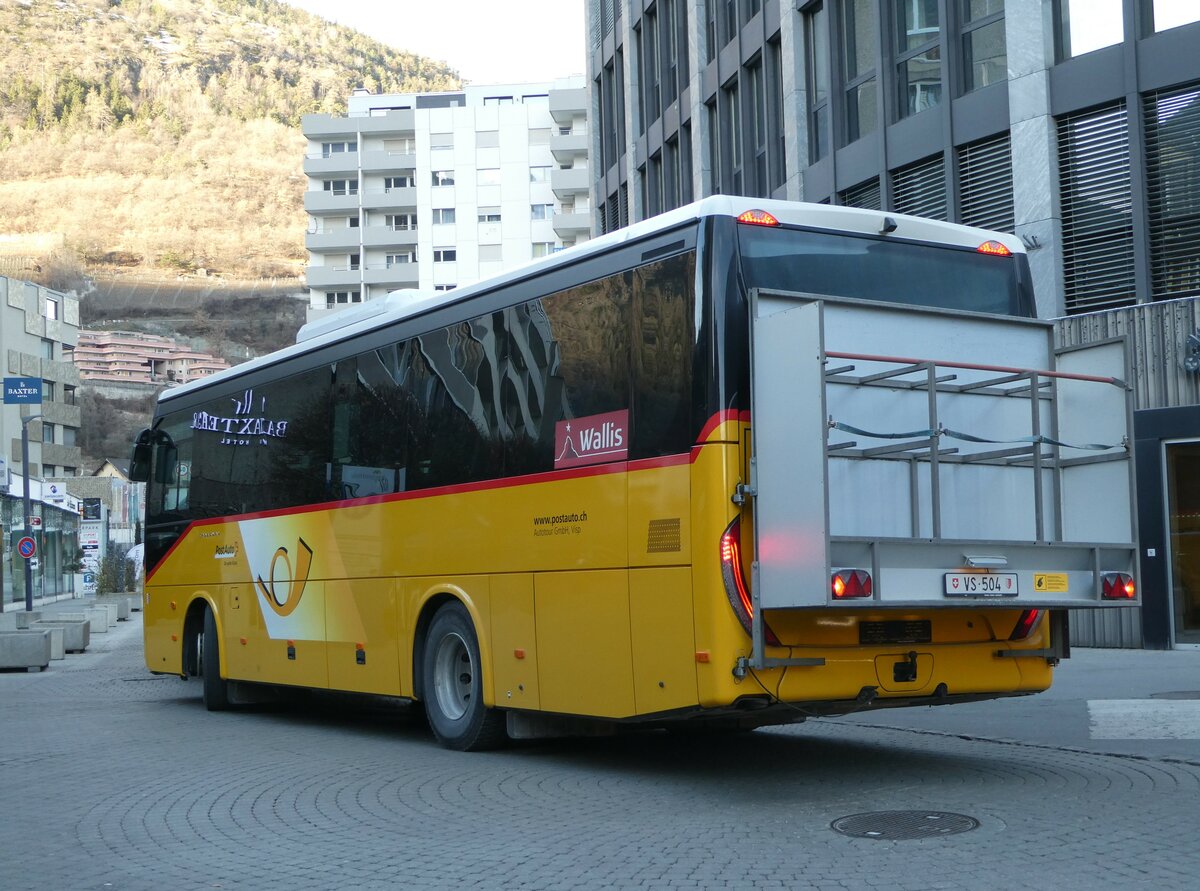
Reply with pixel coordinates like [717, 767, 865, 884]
[738, 226, 1031, 317]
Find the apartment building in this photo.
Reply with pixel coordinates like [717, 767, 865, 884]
[1, 275, 83, 603]
[73, 330, 229, 386]
[301, 77, 591, 320]
[586, 1, 1200, 650]
[588, 0, 1200, 318]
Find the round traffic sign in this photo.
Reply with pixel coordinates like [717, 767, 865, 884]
[17, 536, 36, 559]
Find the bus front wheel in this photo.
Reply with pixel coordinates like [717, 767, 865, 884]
[201, 606, 230, 711]
[421, 602, 506, 751]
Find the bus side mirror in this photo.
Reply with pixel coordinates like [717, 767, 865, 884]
[129, 429, 153, 482]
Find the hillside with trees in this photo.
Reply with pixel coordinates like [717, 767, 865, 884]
[0, 0, 460, 283]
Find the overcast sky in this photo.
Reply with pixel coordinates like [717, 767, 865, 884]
[282, 0, 587, 85]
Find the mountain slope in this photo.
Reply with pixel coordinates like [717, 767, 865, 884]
[0, 0, 460, 280]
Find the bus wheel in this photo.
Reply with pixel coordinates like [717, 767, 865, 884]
[421, 602, 506, 751]
[201, 606, 230, 712]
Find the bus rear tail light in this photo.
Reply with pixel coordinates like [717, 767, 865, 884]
[1009, 608, 1044, 641]
[831, 569, 872, 600]
[719, 518, 780, 646]
[736, 209, 780, 227]
[977, 240, 1012, 257]
[1101, 572, 1136, 600]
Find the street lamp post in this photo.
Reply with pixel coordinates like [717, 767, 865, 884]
[20, 412, 43, 612]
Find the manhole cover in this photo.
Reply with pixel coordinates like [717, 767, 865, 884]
[831, 811, 979, 840]
[1150, 691, 1200, 700]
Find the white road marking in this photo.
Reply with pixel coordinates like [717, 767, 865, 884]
[1088, 700, 1200, 739]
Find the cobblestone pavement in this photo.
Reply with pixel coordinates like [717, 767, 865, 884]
[4, 616, 1199, 890]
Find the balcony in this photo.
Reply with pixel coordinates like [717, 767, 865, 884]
[551, 131, 588, 164]
[304, 190, 360, 214]
[306, 229, 363, 252]
[303, 152, 359, 176]
[305, 265, 361, 289]
[364, 264, 419, 288]
[361, 150, 417, 172]
[302, 110, 416, 137]
[553, 211, 591, 238]
[362, 225, 418, 248]
[551, 167, 590, 200]
[361, 187, 417, 212]
[549, 87, 587, 125]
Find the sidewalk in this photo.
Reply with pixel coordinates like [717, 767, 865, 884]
[834, 646, 1200, 764]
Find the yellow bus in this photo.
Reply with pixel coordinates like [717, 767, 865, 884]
[131, 197, 1137, 750]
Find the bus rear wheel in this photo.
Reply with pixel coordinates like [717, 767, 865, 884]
[200, 606, 230, 711]
[421, 602, 506, 751]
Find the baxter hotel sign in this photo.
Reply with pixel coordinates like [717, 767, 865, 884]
[3, 377, 42, 404]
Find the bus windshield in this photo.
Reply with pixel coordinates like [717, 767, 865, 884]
[738, 225, 1032, 317]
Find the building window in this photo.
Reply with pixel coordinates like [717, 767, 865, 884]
[386, 252, 416, 266]
[531, 204, 554, 220]
[806, 5, 830, 162]
[843, 0, 878, 142]
[430, 132, 453, 149]
[958, 133, 1015, 232]
[477, 208, 502, 223]
[433, 249, 457, 262]
[1057, 102, 1135, 312]
[44, 297, 59, 321]
[706, 99, 721, 194]
[63, 385, 76, 406]
[962, 0, 1006, 92]
[325, 291, 355, 308]
[41, 338, 54, 360]
[62, 466, 76, 476]
[1147, 1, 1200, 32]
[479, 244, 503, 262]
[322, 178, 357, 196]
[384, 173, 414, 190]
[476, 131, 500, 148]
[63, 427, 76, 447]
[432, 170, 455, 187]
[42, 422, 56, 444]
[433, 284, 456, 291]
[705, 0, 718, 61]
[641, 10, 660, 125]
[1056, 0, 1122, 60]
[747, 61, 768, 197]
[432, 208, 456, 225]
[530, 166, 552, 183]
[321, 141, 357, 156]
[722, 79, 742, 195]
[483, 96, 513, 105]
[478, 168, 501, 186]
[348, 215, 360, 228]
[532, 242, 557, 258]
[891, 153, 947, 220]
[386, 213, 417, 231]
[839, 176, 883, 209]
[896, 0, 942, 117]
[384, 137, 415, 153]
[42, 380, 54, 401]
[1144, 82, 1200, 301]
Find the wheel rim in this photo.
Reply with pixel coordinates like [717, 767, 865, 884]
[432, 631, 473, 721]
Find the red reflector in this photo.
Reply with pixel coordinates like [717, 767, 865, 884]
[1009, 608, 1043, 641]
[831, 569, 872, 600]
[1101, 572, 1136, 600]
[737, 209, 780, 227]
[977, 240, 1012, 257]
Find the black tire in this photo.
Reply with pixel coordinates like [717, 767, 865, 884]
[201, 606, 230, 711]
[421, 602, 506, 751]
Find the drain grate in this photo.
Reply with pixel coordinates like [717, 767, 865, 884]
[831, 810, 979, 840]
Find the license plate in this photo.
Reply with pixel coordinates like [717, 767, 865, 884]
[944, 573, 1019, 597]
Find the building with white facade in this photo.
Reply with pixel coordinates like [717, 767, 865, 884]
[301, 77, 591, 320]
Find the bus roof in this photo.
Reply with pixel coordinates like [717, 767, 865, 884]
[160, 196, 1025, 404]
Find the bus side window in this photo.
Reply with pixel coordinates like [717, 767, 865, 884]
[632, 251, 696, 458]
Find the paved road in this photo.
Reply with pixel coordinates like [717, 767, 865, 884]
[4, 612, 1199, 890]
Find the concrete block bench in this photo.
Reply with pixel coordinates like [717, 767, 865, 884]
[32, 620, 89, 654]
[0, 611, 42, 631]
[96, 596, 132, 621]
[91, 601, 119, 626]
[55, 610, 109, 632]
[0, 630, 51, 671]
